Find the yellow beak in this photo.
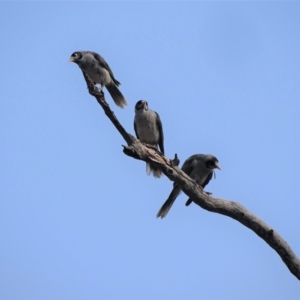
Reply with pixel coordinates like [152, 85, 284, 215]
[68, 57, 74, 62]
[215, 162, 221, 170]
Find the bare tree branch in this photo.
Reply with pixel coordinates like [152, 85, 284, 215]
[81, 73, 300, 281]
[81, 72, 134, 145]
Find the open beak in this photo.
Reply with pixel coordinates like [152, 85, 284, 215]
[68, 57, 74, 62]
[215, 162, 221, 170]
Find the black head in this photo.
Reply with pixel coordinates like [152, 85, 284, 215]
[135, 100, 149, 113]
[205, 155, 221, 171]
[69, 52, 83, 64]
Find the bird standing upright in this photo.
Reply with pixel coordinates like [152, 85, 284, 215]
[156, 154, 221, 218]
[134, 100, 164, 178]
[69, 51, 127, 108]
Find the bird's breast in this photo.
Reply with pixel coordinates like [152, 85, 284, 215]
[78, 60, 111, 85]
[135, 112, 160, 145]
[190, 161, 210, 185]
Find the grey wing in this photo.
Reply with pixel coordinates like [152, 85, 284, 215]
[185, 169, 214, 206]
[155, 112, 164, 154]
[134, 120, 139, 139]
[181, 155, 197, 176]
[90, 51, 121, 86]
[201, 171, 213, 188]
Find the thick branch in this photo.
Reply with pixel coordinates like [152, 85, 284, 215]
[82, 76, 300, 281]
[123, 143, 300, 280]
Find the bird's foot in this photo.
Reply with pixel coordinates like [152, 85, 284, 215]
[88, 85, 103, 97]
[190, 179, 212, 195]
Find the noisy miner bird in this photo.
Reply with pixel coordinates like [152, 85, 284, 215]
[156, 154, 221, 218]
[134, 100, 164, 178]
[69, 51, 127, 108]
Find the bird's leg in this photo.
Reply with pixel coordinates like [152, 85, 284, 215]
[97, 83, 104, 92]
[81, 72, 103, 97]
[91, 82, 98, 89]
[191, 181, 211, 195]
[87, 82, 104, 98]
[90, 83, 101, 93]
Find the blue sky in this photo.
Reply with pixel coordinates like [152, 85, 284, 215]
[1, 2, 300, 299]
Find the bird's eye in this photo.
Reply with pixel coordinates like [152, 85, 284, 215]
[72, 52, 78, 57]
[207, 161, 214, 168]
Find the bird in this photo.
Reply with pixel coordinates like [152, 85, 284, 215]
[156, 154, 221, 218]
[69, 51, 127, 108]
[134, 100, 164, 178]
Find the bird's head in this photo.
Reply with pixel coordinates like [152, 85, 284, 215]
[205, 155, 221, 171]
[135, 100, 149, 113]
[69, 52, 83, 64]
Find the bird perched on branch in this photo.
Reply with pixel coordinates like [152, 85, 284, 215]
[134, 100, 164, 178]
[69, 51, 127, 108]
[156, 154, 221, 218]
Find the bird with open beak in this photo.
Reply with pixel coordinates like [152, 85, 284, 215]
[134, 100, 164, 178]
[156, 154, 221, 218]
[69, 51, 127, 108]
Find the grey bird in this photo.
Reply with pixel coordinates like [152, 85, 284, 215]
[134, 100, 164, 178]
[69, 51, 127, 108]
[156, 154, 221, 218]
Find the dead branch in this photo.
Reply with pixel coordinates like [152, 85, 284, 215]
[81, 72, 300, 281]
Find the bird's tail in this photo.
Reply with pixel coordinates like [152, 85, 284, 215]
[106, 83, 128, 108]
[156, 186, 181, 219]
[146, 163, 163, 178]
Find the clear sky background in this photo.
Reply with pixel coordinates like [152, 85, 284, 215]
[1, 2, 300, 300]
